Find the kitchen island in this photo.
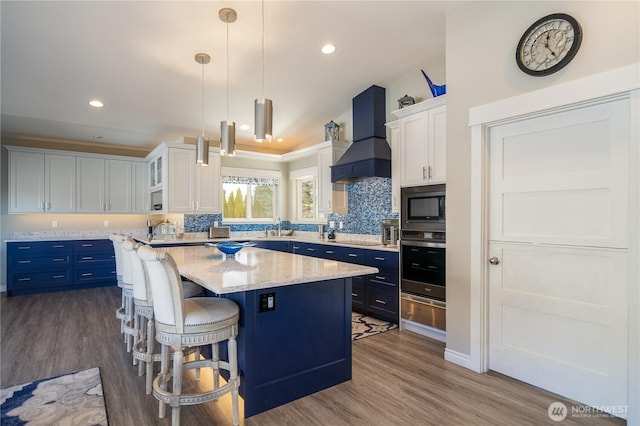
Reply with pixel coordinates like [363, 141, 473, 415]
[160, 245, 378, 418]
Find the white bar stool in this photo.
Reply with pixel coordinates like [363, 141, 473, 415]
[122, 239, 204, 394]
[138, 245, 240, 426]
[109, 233, 134, 348]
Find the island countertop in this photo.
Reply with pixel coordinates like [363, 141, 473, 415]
[161, 245, 378, 294]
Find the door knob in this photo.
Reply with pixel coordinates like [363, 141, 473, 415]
[489, 257, 500, 265]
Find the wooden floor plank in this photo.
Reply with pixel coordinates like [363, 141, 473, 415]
[0, 286, 625, 425]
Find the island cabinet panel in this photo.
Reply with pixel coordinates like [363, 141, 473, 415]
[6, 239, 116, 296]
[225, 277, 352, 418]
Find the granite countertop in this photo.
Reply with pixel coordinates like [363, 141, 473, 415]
[6, 232, 399, 252]
[142, 235, 399, 252]
[162, 245, 378, 294]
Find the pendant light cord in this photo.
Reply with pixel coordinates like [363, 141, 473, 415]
[226, 16, 230, 122]
[261, 0, 265, 100]
[201, 61, 205, 137]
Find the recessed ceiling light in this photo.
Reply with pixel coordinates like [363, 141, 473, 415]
[89, 99, 104, 108]
[239, 124, 251, 131]
[321, 44, 336, 55]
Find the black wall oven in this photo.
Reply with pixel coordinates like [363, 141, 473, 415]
[401, 240, 445, 301]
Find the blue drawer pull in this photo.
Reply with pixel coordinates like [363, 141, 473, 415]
[375, 276, 386, 280]
[53, 245, 65, 248]
[18, 260, 31, 264]
[52, 275, 65, 279]
[53, 258, 65, 262]
[348, 253, 358, 257]
[18, 246, 31, 250]
[81, 244, 93, 247]
[18, 278, 31, 282]
[82, 256, 93, 260]
[374, 257, 385, 261]
[81, 273, 93, 277]
[375, 299, 387, 305]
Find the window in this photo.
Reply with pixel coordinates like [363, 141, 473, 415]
[290, 167, 324, 223]
[222, 168, 279, 222]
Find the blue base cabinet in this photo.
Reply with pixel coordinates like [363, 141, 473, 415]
[7, 239, 117, 296]
[287, 241, 399, 323]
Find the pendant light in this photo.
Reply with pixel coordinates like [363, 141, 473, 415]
[220, 8, 236, 156]
[195, 52, 210, 165]
[254, 0, 273, 143]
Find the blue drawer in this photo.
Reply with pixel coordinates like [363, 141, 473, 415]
[74, 239, 113, 252]
[10, 254, 72, 270]
[366, 250, 399, 270]
[368, 270, 398, 287]
[11, 269, 73, 289]
[7, 241, 72, 256]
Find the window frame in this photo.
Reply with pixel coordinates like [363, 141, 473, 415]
[290, 166, 325, 224]
[221, 167, 280, 223]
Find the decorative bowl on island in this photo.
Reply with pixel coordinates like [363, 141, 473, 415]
[205, 241, 256, 255]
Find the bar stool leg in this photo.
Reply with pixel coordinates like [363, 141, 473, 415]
[172, 347, 184, 426]
[158, 343, 169, 419]
[229, 336, 239, 426]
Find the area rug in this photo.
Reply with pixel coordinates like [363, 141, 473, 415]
[0, 367, 108, 425]
[352, 312, 398, 340]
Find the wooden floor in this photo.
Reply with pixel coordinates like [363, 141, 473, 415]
[1, 286, 625, 426]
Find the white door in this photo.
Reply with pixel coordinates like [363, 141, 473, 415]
[488, 98, 629, 415]
[46, 154, 76, 212]
[167, 148, 195, 212]
[9, 151, 45, 213]
[76, 157, 106, 213]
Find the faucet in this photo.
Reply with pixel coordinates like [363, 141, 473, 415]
[274, 216, 282, 237]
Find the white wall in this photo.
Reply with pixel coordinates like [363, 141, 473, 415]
[445, 0, 640, 357]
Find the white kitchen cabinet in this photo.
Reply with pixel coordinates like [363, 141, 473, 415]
[8, 150, 76, 213]
[386, 120, 401, 213]
[392, 96, 446, 186]
[317, 141, 349, 214]
[76, 157, 132, 213]
[131, 161, 149, 213]
[166, 145, 221, 213]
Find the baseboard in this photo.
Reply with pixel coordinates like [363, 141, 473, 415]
[400, 319, 446, 342]
[444, 348, 472, 369]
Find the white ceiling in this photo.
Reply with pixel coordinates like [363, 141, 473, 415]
[1, 1, 448, 155]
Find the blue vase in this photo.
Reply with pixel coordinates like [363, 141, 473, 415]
[421, 70, 446, 97]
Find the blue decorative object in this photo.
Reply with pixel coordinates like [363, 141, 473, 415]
[205, 241, 256, 255]
[421, 70, 446, 97]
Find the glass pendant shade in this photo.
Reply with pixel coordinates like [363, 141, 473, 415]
[220, 121, 236, 156]
[254, 98, 273, 142]
[196, 135, 209, 165]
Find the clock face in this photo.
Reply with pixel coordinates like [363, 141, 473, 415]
[516, 13, 582, 76]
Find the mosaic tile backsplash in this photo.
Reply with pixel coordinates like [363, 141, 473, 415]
[184, 177, 396, 235]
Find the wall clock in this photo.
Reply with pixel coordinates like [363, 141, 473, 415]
[516, 13, 582, 76]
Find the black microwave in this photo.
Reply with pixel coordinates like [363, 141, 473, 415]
[401, 184, 446, 232]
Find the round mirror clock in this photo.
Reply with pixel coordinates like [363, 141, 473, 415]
[516, 13, 582, 76]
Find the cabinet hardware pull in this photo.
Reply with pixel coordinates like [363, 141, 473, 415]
[18, 260, 31, 264]
[427, 251, 438, 254]
[326, 251, 334, 254]
[18, 278, 31, 281]
[427, 266, 438, 270]
[422, 166, 427, 180]
[348, 253, 357, 257]
[307, 248, 315, 252]
[81, 273, 93, 277]
[82, 257, 93, 260]
[47, 202, 51, 210]
[81, 244, 93, 247]
[375, 276, 386, 280]
[41, 202, 46, 211]
[53, 258, 65, 262]
[411, 263, 421, 267]
[410, 248, 419, 252]
[374, 257, 385, 261]
[53, 245, 64, 248]
[18, 246, 31, 250]
[425, 288, 432, 292]
[52, 275, 64, 279]
[428, 165, 433, 179]
[352, 293, 358, 297]
[375, 299, 386, 305]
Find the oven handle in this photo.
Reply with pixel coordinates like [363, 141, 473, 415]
[401, 240, 446, 249]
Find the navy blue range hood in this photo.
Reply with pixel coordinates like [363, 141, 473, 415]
[331, 85, 391, 183]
